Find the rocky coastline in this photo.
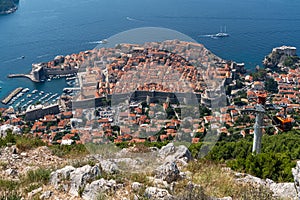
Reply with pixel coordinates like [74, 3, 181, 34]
[0, 0, 19, 15]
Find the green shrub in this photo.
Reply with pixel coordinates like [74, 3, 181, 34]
[22, 168, 51, 185]
[16, 136, 45, 152]
[0, 192, 22, 200]
[0, 179, 19, 191]
[50, 144, 88, 158]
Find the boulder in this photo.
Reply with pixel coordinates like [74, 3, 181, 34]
[50, 165, 75, 188]
[82, 178, 117, 200]
[269, 182, 297, 199]
[235, 173, 266, 186]
[236, 172, 298, 199]
[144, 187, 174, 200]
[159, 143, 193, 165]
[155, 162, 180, 184]
[99, 160, 119, 174]
[131, 182, 143, 192]
[292, 161, 300, 199]
[158, 143, 176, 158]
[172, 145, 193, 162]
[165, 145, 193, 166]
[69, 165, 100, 196]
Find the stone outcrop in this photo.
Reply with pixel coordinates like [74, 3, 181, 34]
[82, 178, 119, 200]
[155, 161, 180, 184]
[69, 165, 101, 196]
[159, 143, 193, 167]
[98, 160, 119, 174]
[235, 172, 297, 199]
[50, 165, 75, 188]
[292, 161, 300, 199]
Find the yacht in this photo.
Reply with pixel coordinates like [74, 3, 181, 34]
[212, 26, 229, 38]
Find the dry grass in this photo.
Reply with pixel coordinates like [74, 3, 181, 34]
[185, 160, 277, 200]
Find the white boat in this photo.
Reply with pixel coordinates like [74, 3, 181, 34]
[212, 26, 230, 38]
[22, 88, 30, 93]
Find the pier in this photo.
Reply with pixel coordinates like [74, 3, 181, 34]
[7, 74, 39, 82]
[1, 87, 23, 105]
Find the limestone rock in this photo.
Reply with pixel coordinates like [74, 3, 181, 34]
[144, 187, 174, 200]
[155, 162, 180, 184]
[131, 182, 143, 192]
[69, 165, 100, 196]
[82, 178, 117, 200]
[236, 172, 298, 199]
[50, 165, 75, 188]
[292, 161, 300, 199]
[159, 143, 176, 157]
[159, 143, 193, 165]
[269, 182, 297, 199]
[99, 160, 119, 174]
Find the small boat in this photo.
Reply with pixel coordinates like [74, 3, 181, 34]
[100, 39, 108, 44]
[21, 56, 25, 59]
[22, 88, 29, 93]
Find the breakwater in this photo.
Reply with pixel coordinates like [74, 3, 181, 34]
[1, 87, 23, 105]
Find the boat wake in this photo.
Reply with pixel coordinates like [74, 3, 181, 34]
[198, 34, 215, 38]
[126, 16, 143, 22]
[88, 39, 108, 45]
[37, 54, 50, 58]
[198, 34, 220, 39]
[3, 56, 25, 63]
[88, 41, 102, 44]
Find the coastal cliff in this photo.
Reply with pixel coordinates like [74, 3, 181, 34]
[0, 0, 19, 15]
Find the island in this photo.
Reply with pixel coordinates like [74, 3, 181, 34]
[0, 0, 19, 15]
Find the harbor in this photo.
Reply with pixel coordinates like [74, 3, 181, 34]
[0, 75, 79, 111]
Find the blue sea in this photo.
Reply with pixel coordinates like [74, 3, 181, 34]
[1, 0, 300, 103]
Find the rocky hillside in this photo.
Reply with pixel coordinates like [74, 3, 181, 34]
[0, 143, 298, 200]
[0, 0, 19, 14]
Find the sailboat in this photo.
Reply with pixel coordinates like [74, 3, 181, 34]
[214, 26, 229, 38]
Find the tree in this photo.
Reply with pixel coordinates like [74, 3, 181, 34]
[265, 78, 278, 93]
[252, 69, 267, 81]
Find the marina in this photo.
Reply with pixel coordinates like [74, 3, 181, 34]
[1, 86, 62, 110]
